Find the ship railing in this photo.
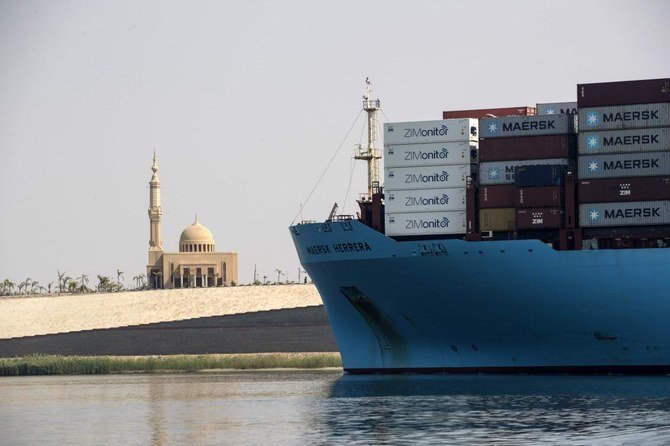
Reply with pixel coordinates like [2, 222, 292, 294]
[358, 183, 384, 203]
[329, 214, 354, 222]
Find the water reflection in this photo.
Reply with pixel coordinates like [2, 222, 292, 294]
[0, 372, 669, 445]
[318, 374, 670, 445]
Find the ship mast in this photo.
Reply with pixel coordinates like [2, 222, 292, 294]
[355, 78, 382, 200]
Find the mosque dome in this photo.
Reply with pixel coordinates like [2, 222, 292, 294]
[179, 216, 216, 253]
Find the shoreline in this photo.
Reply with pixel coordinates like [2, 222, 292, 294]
[0, 352, 343, 376]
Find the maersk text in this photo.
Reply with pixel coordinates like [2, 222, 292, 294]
[603, 134, 659, 146]
[603, 110, 660, 123]
[604, 208, 661, 219]
[603, 159, 660, 170]
[502, 121, 555, 132]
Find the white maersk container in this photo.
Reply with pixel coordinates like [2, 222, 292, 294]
[385, 187, 467, 213]
[384, 142, 478, 168]
[385, 164, 476, 190]
[385, 211, 467, 236]
[479, 158, 570, 185]
[578, 151, 670, 180]
[578, 128, 670, 155]
[480, 114, 577, 139]
[536, 101, 578, 115]
[579, 200, 670, 227]
[579, 103, 670, 131]
[384, 119, 478, 145]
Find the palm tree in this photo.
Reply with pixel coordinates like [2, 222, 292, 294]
[77, 274, 89, 293]
[30, 280, 39, 295]
[18, 279, 29, 295]
[62, 276, 72, 293]
[138, 273, 146, 290]
[97, 275, 112, 293]
[47, 281, 54, 294]
[116, 269, 124, 286]
[3, 279, 15, 295]
[57, 270, 67, 293]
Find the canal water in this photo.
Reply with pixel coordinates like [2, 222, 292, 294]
[1, 371, 669, 445]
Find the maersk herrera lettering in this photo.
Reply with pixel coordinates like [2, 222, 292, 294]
[502, 120, 555, 132]
[305, 242, 373, 255]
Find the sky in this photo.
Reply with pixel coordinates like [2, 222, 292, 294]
[1, 0, 669, 288]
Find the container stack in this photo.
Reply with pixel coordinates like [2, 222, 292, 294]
[576, 78, 670, 230]
[536, 101, 577, 115]
[477, 114, 578, 232]
[382, 119, 478, 236]
[442, 106, 536, 119]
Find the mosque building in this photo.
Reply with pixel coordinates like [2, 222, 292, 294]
[146, 153, 238, 289]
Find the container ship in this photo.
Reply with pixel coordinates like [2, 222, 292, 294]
[290, 78, 670, 374]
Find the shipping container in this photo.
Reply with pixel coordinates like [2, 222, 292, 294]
[384, 119, 478, 145]
[579, 103, 670, 131]
[384, 164, 476, 190]
[536, 102, 578, 115]
[479, 134, 576, 162]
[385, 211, 466, 236]
[579, 200, 670, 227]
[578, 177, 670, 203]
[516, 208, 563, 230]
[480, 114, 577, 139]
[515, 186, 563, 208]
[515, 165, 567, 187]
[577, 151, 670, 180]
[384, 142, 477, 168]
[479, 208, 515, 232]
[442, 106, 536, 119]
[480, 158, 570, 185]
[385, 187, 467, 213]
[578, 127, 670, 155]
[577, 78, 670, 107]
[478, 184, 515, 209]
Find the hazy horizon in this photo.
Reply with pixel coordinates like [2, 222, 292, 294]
[1, 0, 669, 289]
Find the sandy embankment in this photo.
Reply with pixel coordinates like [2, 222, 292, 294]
[0, 284, 322, 339]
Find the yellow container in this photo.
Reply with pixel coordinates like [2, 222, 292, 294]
[479, 208, 515, 232]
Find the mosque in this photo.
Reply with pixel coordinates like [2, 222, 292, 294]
[146, 153, 238, 289]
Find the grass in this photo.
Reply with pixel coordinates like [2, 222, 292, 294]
[0, 353, 342, 376]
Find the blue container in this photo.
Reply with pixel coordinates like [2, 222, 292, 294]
[515, 165, 567, 187]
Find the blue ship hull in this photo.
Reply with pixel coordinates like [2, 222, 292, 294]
[290, 220, 670, 373]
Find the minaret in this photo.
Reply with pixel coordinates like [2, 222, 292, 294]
[148, 151, 163, 251]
